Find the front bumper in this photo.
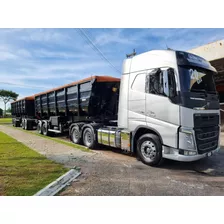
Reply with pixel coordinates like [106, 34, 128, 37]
[162, 146, 220, 162]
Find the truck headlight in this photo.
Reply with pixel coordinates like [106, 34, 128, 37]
[179, 128, 196, 151]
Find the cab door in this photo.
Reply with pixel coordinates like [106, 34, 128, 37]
[145, 68, 180, 148]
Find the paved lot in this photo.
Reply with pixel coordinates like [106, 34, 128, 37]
[0, 125, 224, 196]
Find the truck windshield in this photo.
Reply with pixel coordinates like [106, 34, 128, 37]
[178, 66, 217, 94]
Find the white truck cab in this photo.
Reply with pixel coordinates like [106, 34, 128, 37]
[116, 50, 220, 166]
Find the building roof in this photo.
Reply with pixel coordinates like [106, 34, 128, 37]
[188, 40, 224, 62]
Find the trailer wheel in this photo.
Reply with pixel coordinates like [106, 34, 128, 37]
[136, 133, 164, 167]
[83, 127, 96, 149]
[21, 119, 25, 129]
[24, 119, 28, 130]
[42, 122, 49, 136]
[37, 122, 42, 134]
[71, 125, 82, 144]
[15, 120, 20, 127]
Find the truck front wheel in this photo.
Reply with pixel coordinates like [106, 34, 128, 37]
[136, 133, 164, 167]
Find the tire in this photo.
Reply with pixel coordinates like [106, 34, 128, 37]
[42, 122, 49, 136]
[136, 133, 164, 167]
[21, 119, 25, 129]
[37, 122, 42, 134]
[82, 127, 96, 149]
[15, 120, 19, 127]
[12, 119, 15, 127]
[71, 125, 82, 144]
[24, 119, 28, 130]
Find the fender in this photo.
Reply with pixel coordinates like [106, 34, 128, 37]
[131, 125, 164, 152]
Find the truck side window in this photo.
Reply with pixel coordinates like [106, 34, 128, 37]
[147, 68, 177, 98]
[148, 69, 165, 96]
[131, 73, 146, 93]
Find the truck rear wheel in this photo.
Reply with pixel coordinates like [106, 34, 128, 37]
[71, 125, 82, 144]
[83, 127, 96, 149]
[42, 122, 49, 136]
[136, 133, 163, 167]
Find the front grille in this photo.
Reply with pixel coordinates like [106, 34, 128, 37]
[195, 126, 219, 154]
[197, 130, 218, 140]
[194, 113, 219, 128]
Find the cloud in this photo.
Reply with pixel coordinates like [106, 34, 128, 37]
[146, 28, 224, 51]
[0, 43, 32, 61]
[0, 80, 53, 90]
[0, 57, 114, 92]
[0, 28, 224, 103]
[33, 48, 90, 59]
[93, 29, 135, 46]
[20, 29, 70, 43]
[0, 51, 17, 61]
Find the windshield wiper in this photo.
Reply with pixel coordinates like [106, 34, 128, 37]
[191, 89, 208, 97]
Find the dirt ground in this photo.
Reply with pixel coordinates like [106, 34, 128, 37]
[0, 125, 224, 196]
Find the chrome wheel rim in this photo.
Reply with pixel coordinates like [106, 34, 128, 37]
[43, 125, 46, 134]
[140, 140, 157, 161]
[72, 128, 79, 142]
[84, 131, 92, 146]
[37, 123, 42, 133]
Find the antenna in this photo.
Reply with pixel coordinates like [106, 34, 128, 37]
[165, 41, 168, 49]
[126, 49, 136, 58]
[164, 40, 173, 50]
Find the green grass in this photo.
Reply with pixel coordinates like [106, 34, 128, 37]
[9, 125, 91, 152]
[0, 118, 12, 124]
[35, 133, 91, 152]
[0, 131, 68, 196]
[3, 126, 92, 152]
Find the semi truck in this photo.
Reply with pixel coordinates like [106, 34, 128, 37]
[11, 49, 221, 166]
[11, 96, 37, 129]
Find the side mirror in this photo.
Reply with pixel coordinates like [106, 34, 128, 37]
[162, 70, 169, 97]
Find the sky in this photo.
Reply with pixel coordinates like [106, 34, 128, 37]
[0, 28, 224, 109]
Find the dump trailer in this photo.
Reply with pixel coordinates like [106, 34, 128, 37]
[35, 76, 120, 136]
[11, 96, 37, 129]
[36, 49, 221, 166]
